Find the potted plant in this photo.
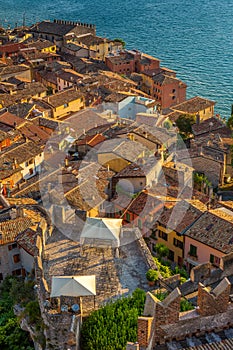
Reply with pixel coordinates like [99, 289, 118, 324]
[146, 269, 159, 286]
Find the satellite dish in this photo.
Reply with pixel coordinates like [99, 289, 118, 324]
[43, 300, 50, 308]
[61, 304, 68, 312]
[71, 304, 80, 313]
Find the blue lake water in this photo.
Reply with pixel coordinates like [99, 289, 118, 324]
[0, 0, 232, 118]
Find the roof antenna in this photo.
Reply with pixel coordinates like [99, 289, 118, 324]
[22, 12, 26, 27]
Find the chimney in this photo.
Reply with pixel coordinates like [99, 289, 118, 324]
[16, 206, 24, 218]
[196, 112, 200, 125]
[137, 317, 153, 347]
[12, 158, 18, 169]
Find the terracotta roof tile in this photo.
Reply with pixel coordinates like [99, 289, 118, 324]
[0, 111, 26, 127]
[0, 216, 33, 244]
[172, 96, 216, 114]
[184, 210, 233, 254]
[158, 200, 206, 233]
[192, 116, 229, 136]
[16, 227, 37, 256]
[42, 88, 84, 108]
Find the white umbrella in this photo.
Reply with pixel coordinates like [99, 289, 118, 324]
[50, 275, 96, 297]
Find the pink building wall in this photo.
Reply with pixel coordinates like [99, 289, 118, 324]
[184, 235, 225, 270]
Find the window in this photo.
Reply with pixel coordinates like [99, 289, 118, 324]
[210, 254, 220, 266]
[158, 230, 168, 241]
[8, 243, 17, 251]
[12, 269, 21, 276]
[29, 168, 33, 175]
[168, 249, 174, 262]
[173, 238, 183, 249]
[189, 244, 197, 257]
[64, 103, 69, 108]
[126, 212, 131, 222]
[13, 254, 20, 263]
[172, 96, 176, 100]
[0, 273, 3, 281]
[172, 89, 176, 93]
[138, 219, 142, 229]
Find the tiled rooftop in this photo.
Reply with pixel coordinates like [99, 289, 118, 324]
[2, 140, 43, 165]
[172, 96, 215, 114]
[43, 88, 83, 108]
[192, 116, 230, 137]
[0, 216, 33, 244]
[0, 82, 47, 107]
[184, 211, 233, 254]
[158, 199, 206, 233]
[16, 227, 37, 256]
[126, 190, 164, 217]
[0, 111, 26, 127]
[8, 103, 35, 119]
[26, 39, 55, 51]
[154, 329, 233, 349]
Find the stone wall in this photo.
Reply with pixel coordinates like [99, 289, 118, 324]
[132, 277, 233, 349]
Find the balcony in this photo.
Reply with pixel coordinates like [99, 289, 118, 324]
[187, 252, 198, 261]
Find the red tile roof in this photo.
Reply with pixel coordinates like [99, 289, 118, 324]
[0, 43, 26, 54]
[76, 133, 106, 147]
[0, 111, 26, 128]
[16, 228, 37, 256]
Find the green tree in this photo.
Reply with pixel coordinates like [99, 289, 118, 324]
[81, 289, 146, 350]
[113, 38, 126, 49]
[0, 277, 34, 350]
[176, 114, 196, 138]
[227, 112, 233, 129]
[155, 243, 169, 260]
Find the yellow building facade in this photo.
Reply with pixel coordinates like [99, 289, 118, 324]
[52, 97, 85, 119]
[157, 223, 184, 266]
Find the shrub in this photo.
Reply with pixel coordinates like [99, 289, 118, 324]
[180, 298, 194, 312]
[80, 289, 146, 350]
[154, 243, 169, 260]
[146, 269, 159, 282]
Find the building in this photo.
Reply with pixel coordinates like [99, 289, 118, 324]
[29, 19, 96, 48]
[171, 96, 216, 121]
[25, 39, 56, 53]
[184, 207, 233, 271]
[56, 69, 83, 91]
[0, 202, 49, 281]
[96, 138, 148, 172]
[128, 275, 233, 349]
[42, 88, 85, 118]
[141, 71, 187, 109]
[0, 42, 26, 58]
[111, 156, 163, 198]
[0, 63, 31, 82]
[1, 140, 44, 184]
[154, 200, 206, 266]
[102, 94, 157, 120]
[105, 50, 160, 76]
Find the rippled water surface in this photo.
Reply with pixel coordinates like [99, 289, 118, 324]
[0, 0, 232, 118]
